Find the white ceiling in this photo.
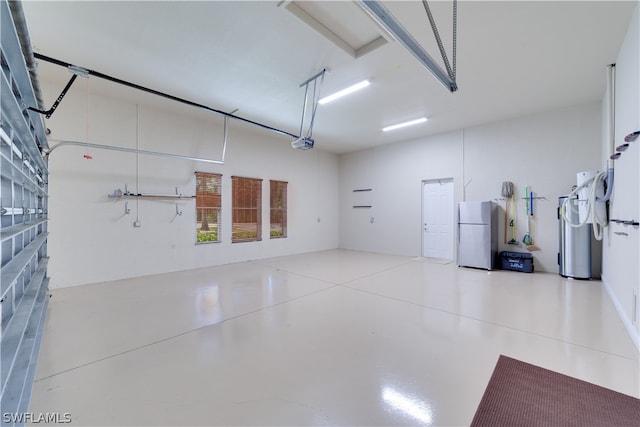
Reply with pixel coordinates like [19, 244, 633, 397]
[21, 1, 636, 153]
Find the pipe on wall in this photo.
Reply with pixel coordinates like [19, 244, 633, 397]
[46, 140, 224, 165]
[599, 64, 616, 203]
[606, 64, 616, 156]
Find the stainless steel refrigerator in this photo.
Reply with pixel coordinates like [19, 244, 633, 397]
[457, 201, 498, 270]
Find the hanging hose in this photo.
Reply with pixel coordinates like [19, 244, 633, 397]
[565, 65, 618, 242]
[561, 168, 613, 241]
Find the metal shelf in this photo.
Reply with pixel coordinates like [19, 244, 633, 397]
[118, 194, 195, 200]
[109, 186, 195, 200]
[610, 219, 640, 227]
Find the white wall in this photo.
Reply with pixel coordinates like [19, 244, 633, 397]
[42, 82, 339, 288]
[463, 103, 602, 273]
[602, 4, 640, 350]
[339, 131, 464, 257]
[339, 102, 602, 273]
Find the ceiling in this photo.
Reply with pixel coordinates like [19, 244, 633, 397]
[21, 1, 636, 154]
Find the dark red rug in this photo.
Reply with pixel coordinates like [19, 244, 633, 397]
[471, 355, 640, 426]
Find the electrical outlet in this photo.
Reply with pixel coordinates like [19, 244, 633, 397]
[133, 220, 141, 228]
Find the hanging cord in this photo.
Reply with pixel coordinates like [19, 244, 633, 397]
[421, 0, 457, 83]
[316, 149, 320, 225]
[84, 77, 92, 159]
[452, 0, 457, 81]
[135, 105, 140, 195]
[135, 104, 140, 223]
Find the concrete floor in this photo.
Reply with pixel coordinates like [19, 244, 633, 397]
[29, 249, 639, 425]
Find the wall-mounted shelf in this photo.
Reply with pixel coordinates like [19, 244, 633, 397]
[352, 188, 372, 209]
[610, 130, 639, 160]
[610, 219, 639, 227]
[108, 186, 195, 200]
[624, 130, 639, 142]
[107, 186, 193, 223]
[118, 193, 195, 200]
[494, 196, 548, 201]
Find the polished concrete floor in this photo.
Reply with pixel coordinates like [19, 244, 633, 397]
[29, 250, 639, 426]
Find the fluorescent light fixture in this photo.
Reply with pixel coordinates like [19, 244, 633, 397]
[382, 117, 427, 132]
[319, 80, 370, 105]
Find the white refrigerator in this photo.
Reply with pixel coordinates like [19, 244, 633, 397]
[457, 201, 498, 270]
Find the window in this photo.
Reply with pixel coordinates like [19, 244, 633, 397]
[195, 172, 221, 243]
[232, 176, 262, 242]
[270, 180, 287, 238]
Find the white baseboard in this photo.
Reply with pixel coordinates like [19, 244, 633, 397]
[602, 274, 640, 353]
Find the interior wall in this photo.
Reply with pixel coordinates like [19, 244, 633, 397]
[339, 102, 602, 273]
[463, 103, 602, 273]
[602, 3, 640, 349]
[339, 131, 464, 257]
[41, 81, 339, 288]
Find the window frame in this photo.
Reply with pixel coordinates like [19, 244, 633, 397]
[269, 180, 288, 239]
[195, 172, 222, 244]
[231, 176, 263, 243]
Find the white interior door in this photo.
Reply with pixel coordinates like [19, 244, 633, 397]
[422, 179, 454, 259]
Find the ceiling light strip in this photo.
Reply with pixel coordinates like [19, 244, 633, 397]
[356, 0, 457, 93]
[319, 80, 370, 105]
[382, 117, 427, 132]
